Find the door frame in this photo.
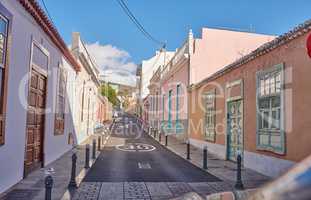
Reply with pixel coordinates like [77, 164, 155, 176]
[23, 38, 50, 177]
[225, 79, 244, 162]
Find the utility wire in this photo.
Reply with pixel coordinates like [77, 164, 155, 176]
[40, 0, 55, 25]
[116, 0, 165, 47]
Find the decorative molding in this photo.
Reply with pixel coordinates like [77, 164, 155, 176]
[18, 0, 81, 71]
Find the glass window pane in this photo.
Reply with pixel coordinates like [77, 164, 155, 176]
[0, 34, 5, 64]
[270, 76, 275, 94]
[0, 18, 7, 35]
[276, 73, 281, 93]
[259, 98, 269, 109]
[32, 44, 48, 70]
[271, 96, 280, 108]
[263, 111, 269, 128]
[265, 78, 270, 95]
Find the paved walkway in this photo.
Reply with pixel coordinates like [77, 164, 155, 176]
[67, 114, 269, 200]
[0, 133, 110, 200]
[151, 133, 271, 189]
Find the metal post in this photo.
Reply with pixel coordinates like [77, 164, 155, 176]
[165, 135, 168, 146]
[84, 144, 90, 169]
[203, 146, 208, 169]
[98, 136, 101, 151]
[153, 129, 156, 138]
[235, 154, 244, 190]
[68, 153, 77, 188]
[186, 141, 190, 160]
[92, 139, 96, 159]
[159, 131, 161, 142]
[45, 175, 53, 200]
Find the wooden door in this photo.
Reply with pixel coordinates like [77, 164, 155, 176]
[24, 69, 47, 175]
[227, 100, 243, 161]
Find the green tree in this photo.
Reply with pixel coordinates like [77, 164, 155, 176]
[100, 83, 120, 106]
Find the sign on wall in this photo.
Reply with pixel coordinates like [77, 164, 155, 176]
[307, 33, 311, 58]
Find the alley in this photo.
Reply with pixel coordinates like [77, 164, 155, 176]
[72, 113, 230, 199]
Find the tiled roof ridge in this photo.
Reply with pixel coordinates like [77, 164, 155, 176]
[193, 19, 311, 89]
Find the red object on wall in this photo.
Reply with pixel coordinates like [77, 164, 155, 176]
[307, 34, 311, 58]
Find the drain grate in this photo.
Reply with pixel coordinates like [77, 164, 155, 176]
[138, 162, 152, 169]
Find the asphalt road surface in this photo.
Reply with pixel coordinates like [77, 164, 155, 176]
[83, 113, 220, 183]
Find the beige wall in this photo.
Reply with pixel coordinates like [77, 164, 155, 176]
[189, 29, 311, 163]
[190, 28, 275, 85]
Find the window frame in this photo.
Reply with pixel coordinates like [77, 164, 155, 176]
[0, 6, 11, 146]
[176, 84, 182, 133]
[203, 89, 216, 142]
[256, 63, 285, 154]
[54, 64, 67, 135]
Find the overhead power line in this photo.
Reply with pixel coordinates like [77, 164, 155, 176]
[116, 0, 165, 47]
[40, 0, 55, 25]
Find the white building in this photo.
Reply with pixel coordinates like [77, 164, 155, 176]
[0, 0, 84, 193]
[71, 32, 102, 144]
[141, 50, 174, 99]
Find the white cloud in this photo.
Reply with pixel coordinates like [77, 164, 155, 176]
[85, 42, 137, 86]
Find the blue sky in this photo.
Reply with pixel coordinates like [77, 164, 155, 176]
[39, 0, 311, 85]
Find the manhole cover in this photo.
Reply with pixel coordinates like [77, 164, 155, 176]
[116, 143, 156, 152]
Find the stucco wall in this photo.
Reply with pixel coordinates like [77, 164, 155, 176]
[141, 51, 174, 99]
[161, 59, 189, 135]
[190, 28, 275, 85]
[189, 27, 311, 176]
[0, 0, 76, 193]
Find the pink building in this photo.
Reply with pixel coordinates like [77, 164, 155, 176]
[149, 28, 275, 140]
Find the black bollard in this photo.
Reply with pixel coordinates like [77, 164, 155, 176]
[203, 146, 208, 169]
[165, 135, 168, 146]
[84, 144, 90, 169]
[68, 153, 77, 188]
[45, 175, 53, 200]
[159, 132, 161, 142]
[92, 139, 96, 159]
[98, 136, 101, 151]
[153, 129, 156, 138]
[235, 154, 244, 190]
[186, 141, 190, 160]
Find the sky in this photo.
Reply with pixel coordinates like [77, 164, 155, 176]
[39, 0, 311, 86]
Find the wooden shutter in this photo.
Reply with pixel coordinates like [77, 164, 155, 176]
[54, 67, 67, 135]
[0, 12, 10, 145]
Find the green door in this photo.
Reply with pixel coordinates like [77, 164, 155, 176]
[168, 90, 172, 129]
[227, 100, 243, 161]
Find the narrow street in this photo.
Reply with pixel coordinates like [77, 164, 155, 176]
[72, 113, 230, 199]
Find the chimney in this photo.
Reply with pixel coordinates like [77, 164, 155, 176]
[188, 29, 194, 54]
[71, 32, 81, 53]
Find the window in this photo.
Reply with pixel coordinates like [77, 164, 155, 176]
[176, 85, 182, 133]
[204, 90, 216, 141]
[0, 14, 8, 145]
[161, 94, 165, 129]
[81, 82, 85, 121]
[168, 90, 172, 129]
[256, 63, 284, 154]
[54, 66, 67, 135]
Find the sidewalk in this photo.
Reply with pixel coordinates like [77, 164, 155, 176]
[0, 133, 110, 200]
[151, 133, 271, 190]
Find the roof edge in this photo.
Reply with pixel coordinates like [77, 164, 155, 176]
[193, 19, 311, 89]
[19, 0, 81, 72]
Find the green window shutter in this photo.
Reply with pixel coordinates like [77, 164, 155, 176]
[256, 63, 285, 154]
